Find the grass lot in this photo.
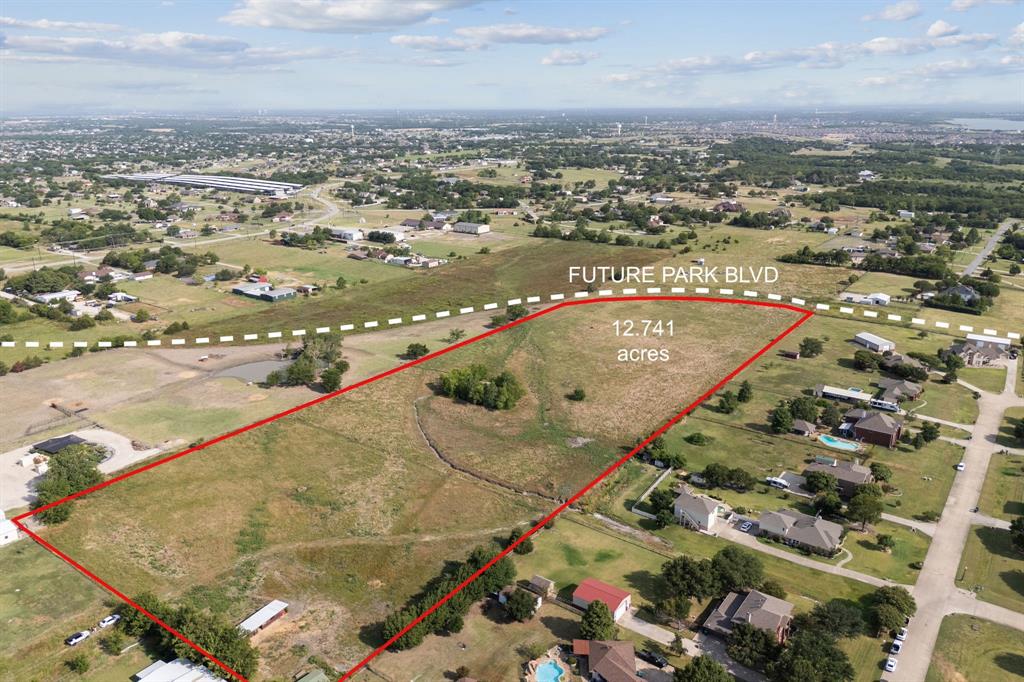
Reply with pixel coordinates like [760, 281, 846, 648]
[29, 300, 794, 679]
[0, 244, 69, 267]
[0, 540, 160, 681]
[960, 366, 1008, 394]
[840, 522, 929, 584]
[995, 407, 1024, 450]
[980, 450, 1024, 520]
[926, 614, 1024, 682]
[956, 526, 1024, 613]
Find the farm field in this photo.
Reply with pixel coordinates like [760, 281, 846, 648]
[27, 297, 800, 680]
[926, 614, 1024, 682]
[956, 526, 1024, 614]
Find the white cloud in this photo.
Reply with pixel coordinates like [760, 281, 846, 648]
[0, 16, 122, 32]
[950, 0, 1020, 10]
[541, 49, 597, 66]
[221, 0, 478, 33]
[1009, 21, 1024, 44]
[389, 34, 480, 51]
[862, 1, 923, 21]
[453, 23, 608, 44]
[926, 20, 960, 37]
[1, 30, 341, 68]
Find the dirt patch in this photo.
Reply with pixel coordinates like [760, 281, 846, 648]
[567, 436, 594, 448]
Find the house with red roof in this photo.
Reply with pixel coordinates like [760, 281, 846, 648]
[572, 578, 632, 622]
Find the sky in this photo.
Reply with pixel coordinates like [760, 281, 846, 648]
[0, 0, 1022, 115]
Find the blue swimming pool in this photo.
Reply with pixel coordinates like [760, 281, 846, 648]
[819, 434, 862, 452]
[535, 660, 565, 682]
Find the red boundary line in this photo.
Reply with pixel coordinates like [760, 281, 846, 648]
[12, 296, 812, 681]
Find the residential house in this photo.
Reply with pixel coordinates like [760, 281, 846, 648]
[331, 228, 364, 241]
[260, 287, 297, 302]
[849, 411, 903, 448]
[941, 284, 980, 306]
[757, 509, 845, 556]
[791, 419, 817, 436]
[713, 199, 744, 212]
[673, 485, 726, 533]
[34, 290, 80, 304]
[701, 589, 794, 643]
[572, 578, 631, 622]
[804, 460, 874, 498]
[877, 378, 923, 403]
[571, 640, 641, 682]
[897, 210, 915, 219]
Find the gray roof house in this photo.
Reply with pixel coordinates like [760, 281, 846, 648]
[673, 485, 726, 533]
[804, 459, 874, 498]
[758, 509, 845, 556]
[877, 378, 923, 403]
[701, 589, 794, 643]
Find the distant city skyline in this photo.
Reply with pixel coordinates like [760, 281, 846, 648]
[1, 0, 1022, 115]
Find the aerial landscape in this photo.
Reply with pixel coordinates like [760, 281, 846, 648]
[1, 1, 1024, 682]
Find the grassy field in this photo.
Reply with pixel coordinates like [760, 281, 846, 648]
[980, 450, 1024, 520]
[956, 526, 1024, 614]
[960, 366, 1008, 394]
[926, 614, 1024, 682]
[26, 300, 795, 679]
[996, 406, 1024, 449]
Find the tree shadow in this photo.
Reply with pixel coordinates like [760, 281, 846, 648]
[623, 570, 663, 603]
[976, 526, 1019, 560]
[995, 653, 1024, 676]
[1000, 570, 1024, 600]
[1004, 500, 1024, 517]
[539, 615, 579, 640]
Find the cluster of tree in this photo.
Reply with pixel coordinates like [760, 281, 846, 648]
[380, 545, 516, 649]
[102, 245, 218, 277]
[41, 220, 149, 251]
[117, 592, 258, 679]
[656, 546, 778, 624]
[777, 246, 852, 267]
[699, 462, 758, 491]
[860, 253, 952, 279]
[7, 265, 79, 294]
[30, 444, 105, 524]
[489, 303, 529, 326]
[769, 395, 824, 434]
[633, 435, 686, 468]
[366, 230, 397, 244]
[438, 364, 525, 410]
[267, 333, 349, 391]
[730, 211, 789, 229]
[0, 230, 38, 249]
[260, 200, 302, 218]
[281, 226, 332, 248]
[795, 180, 1024, 221]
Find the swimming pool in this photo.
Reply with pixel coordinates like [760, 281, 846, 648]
[818, 434, 862, 452]
[535, 660, 565, 682]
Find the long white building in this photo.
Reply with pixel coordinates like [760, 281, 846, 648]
[103, 173, 302, 196]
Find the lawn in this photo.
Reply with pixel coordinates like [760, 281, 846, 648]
[840, 521, 929, 584]
[980, 451, 1024, 520]
[926, 614, 1024, 682]
[996, 407, 1024, 450]
[956, 526, 1024, 614]
[960, 366, 1008, 394]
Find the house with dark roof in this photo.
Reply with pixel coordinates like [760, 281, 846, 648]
[701, 590, 794, 644]
[713, 199, 744, 212]
[792, 419, 817, 436]
[877, 378, 923, 403]
[947, 339, 1007, 367]
[673, 485, 727, 533]
[852, 411, 903, 448]
[757, 509, 845, 556]
[941, 284, 980, 305]
[804, 459, 874, 498]
[572, 640, 641, 682]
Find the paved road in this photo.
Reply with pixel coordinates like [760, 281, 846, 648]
[881, 513, 936, 537]
[888, 356, 1024, 682]
[962, 220, 1013, 276]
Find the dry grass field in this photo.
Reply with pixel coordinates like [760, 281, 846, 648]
[29, 298, 799, 680]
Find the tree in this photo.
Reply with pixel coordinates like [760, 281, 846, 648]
[335, 275, 348, 289]
[320, 366, 343, 392]
[729, 621, 781, 671]
[507, 528, 534, 555]
[759, 579, 786, 600]
[769, 402, 794, 434]
[804, 470, 838, 494]
[718, 390, 739, 414]
[799, 337, 824, 358]
[920, 421, 940, 443]
[869, 462, 892, 482]
[674, 655, 732, 682]
[655, 594, 692, 622]
[1011, 516, 1024, 552]
[876, 534, 896, 552]
[711, 545, 764, 593]
[568, 387, 586, 401]
[738, 380, 753, 403]
[504, 589, 537, 621]
[100, 629, 128, 655]
[649, 488, 677, 515]
[853, 349, 880, 371]
[788, 396, 819, 422]
[872, 586, 917, 624]
[66, 653, 90, 674]
[133, 308, 151, 322]
[654, 508, 676, 529]
[820, 402, 842, 428]
[579, 600, 616, 641]
[445, 328, 466, 343]
[847, 491, 883, 530]
[285, 354, 317, 386]
[807, 599, 865, 638]
[404, 343, 429, 359]
[813, 492, 843, 517]
[768, 630, 854, 682]
[662, 555, 719, 600]
[31, 445, 104, 524]
[872, 603, 904, 636]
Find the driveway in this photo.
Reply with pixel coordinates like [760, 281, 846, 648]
[962, 220, 1013, 276]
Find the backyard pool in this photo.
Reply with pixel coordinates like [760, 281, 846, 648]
[819, 434, 862, 452]
[535, 660, 566, 682]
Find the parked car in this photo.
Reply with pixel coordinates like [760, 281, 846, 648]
[638, 650, 669, 668]
[98, 614, 121, 628]
[885, 657, 898, 672]
[896, 627, 908, 641]
[890, 640, 902, 655]
[955, 462, 966, 472]
[64, 631, 90, 646]
[739, 521, 753, 532]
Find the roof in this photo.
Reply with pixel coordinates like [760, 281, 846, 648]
[759, 509, 844, 553]
[854, 411, 902, 436]
[133, 658, 218, 681]
[805, 460, 873, 486]
[854, 331, 895, 347]
[674, 485, 720, 521]
[576, 640, 641, 682]
[877, 378, 923, 401]
[816, 384, 870, 402]
[33, 434, 86, 454]
[530, 575, 555, 591]
[965, 332, 1012, 347]
[296, 672, 330, 682]
[704, 590, 793, 638]
[792, 419, 817, 433]
[238, 600, 288, 633]
[574, 578, 630, 609]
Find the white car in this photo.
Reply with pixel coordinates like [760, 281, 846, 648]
[956, 462, 966, 472]
[64, 631, 90, 646]
[739, 521, 753, 532]
[896, 627, 908, 641]
[890, 640, 902, 655]
[885, 657, 898, 672]
[98, 614, 121, 628]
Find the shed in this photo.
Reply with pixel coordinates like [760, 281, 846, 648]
[572, 578, 631, 621]
[238, 600, 288, 635]
[853, 332, 895, 353]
